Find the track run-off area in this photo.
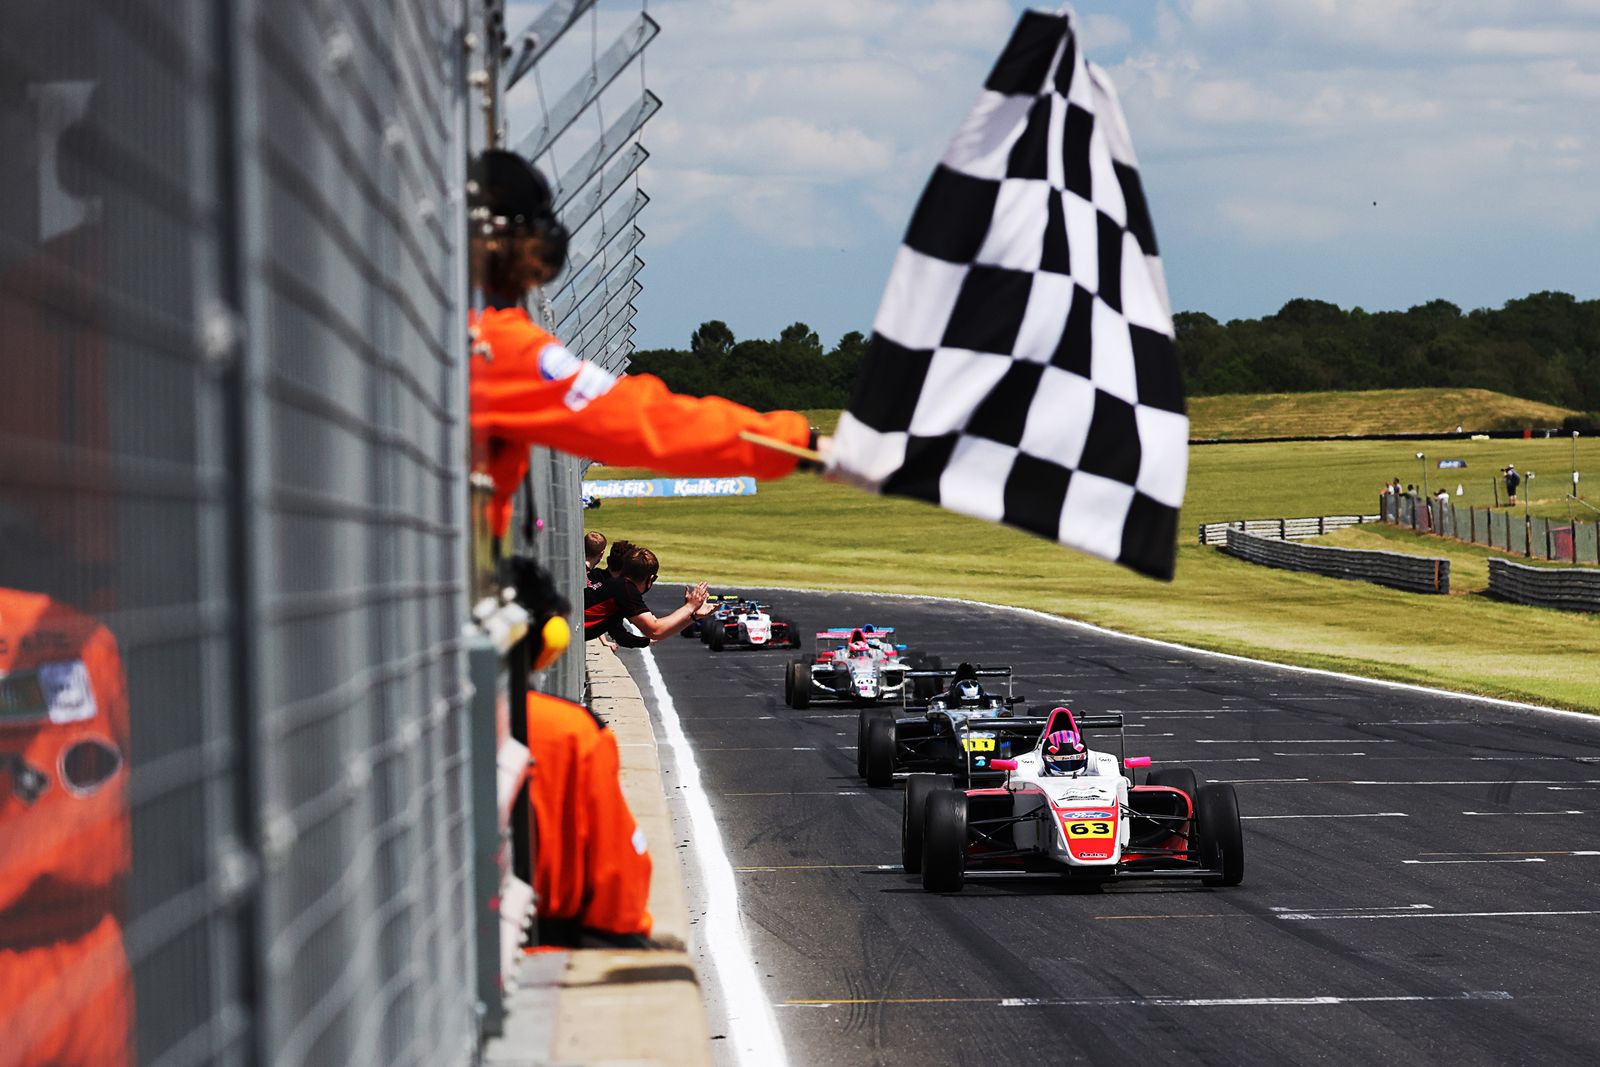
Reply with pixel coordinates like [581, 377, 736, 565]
[624, 588, 1600, 1067]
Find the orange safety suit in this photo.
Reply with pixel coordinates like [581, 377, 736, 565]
[470, 305, 811, 537]
[0, 588, 132, 1067]
[523, 690, 652, 945]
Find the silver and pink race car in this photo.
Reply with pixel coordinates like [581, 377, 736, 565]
[902, 707, 1245, 892]
[784, 627, 939, 708]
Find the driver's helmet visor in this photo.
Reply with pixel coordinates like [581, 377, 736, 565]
[1043, 729, 1085, 773]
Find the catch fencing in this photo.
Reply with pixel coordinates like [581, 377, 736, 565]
[0, 0, 652, 1063]
[1222, 530, 1450, 594]
[1197, 514, 1377, 546]
[1487, 559, 1600, 613]
[1380, 494, 1600, 565]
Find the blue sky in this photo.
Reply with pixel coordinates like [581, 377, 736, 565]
[510, 1, 1600, 352]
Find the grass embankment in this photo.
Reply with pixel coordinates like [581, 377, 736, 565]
[1187, 388, 1576, 439]
[587, 435, 1600, 712]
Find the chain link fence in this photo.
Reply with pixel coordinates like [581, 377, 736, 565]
[2, 0, 652, 1061]
[1, 0, 480, 1062]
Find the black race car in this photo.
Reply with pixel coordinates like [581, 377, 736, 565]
[856, 664, 1034, 788]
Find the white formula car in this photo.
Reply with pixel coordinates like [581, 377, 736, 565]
[902, 708, 1245, 892]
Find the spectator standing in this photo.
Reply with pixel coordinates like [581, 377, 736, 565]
[1505, 464, 1521, 506]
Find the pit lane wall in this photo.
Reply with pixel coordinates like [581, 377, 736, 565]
[1222, 529, 1451, 594]
[1487, 559, 1600, 613]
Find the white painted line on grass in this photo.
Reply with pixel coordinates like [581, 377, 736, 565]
[725, 585, 1600, 724]
[640, 648, 789, 1067]
[1241, 813, 1408, 820]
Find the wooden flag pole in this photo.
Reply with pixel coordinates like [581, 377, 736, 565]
[739, 431, 823, 464]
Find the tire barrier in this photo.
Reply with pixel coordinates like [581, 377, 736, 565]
[1222, 530, 1450, 594]
[1487, 559, 1600, 613]
[1197, 514, 1379, 546]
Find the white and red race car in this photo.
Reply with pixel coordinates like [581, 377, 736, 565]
[901, 707, 1244, 892]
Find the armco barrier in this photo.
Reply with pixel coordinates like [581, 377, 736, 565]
[1488, 559, 1600, 613]
[1222, 530, 1450, 594]
[1197, 514, 1377, 546]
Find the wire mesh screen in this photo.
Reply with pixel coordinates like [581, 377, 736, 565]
[242, 0, 474, 1064]
[1, 0, 475, 1063]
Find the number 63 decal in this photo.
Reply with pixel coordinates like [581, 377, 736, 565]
[1065, 820, 1113, 837]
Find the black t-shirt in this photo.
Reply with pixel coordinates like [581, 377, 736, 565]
[584, 569, 649, 641]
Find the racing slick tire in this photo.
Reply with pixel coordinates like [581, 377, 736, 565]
[1197, 783, 1245, 887]
[1146, 767, 1198, 804]
[855, 708, 892, 776]
[921, 790, 967, 892]
[901, 773, 956, 874]
[786, 660, 810, 708]
[864, 715, 897, 788]
[706, 623, 725, 652]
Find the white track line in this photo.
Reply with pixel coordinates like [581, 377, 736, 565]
[1241, 812, 1408, 820]
[640, 648, 788, 1067]
[779, 991, 1510, 1009]
[1462, 810, 1585, 816]
[1278, 907, 1600, 919]
[718, 585, 1598, 723]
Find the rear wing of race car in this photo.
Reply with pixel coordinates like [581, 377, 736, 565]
[816, 626, 896, 638]
[945, 709, 1129, 777]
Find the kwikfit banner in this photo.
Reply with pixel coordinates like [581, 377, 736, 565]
[581, 476, 759, 500]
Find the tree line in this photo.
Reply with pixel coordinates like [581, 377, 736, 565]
[626, 291, 1600, 420]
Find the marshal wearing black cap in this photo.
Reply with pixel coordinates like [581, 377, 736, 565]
[468, 149, 570, 296]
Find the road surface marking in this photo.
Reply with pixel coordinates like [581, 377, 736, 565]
[1282, 907, 1600, 919]
[1418, 850, 1600, 857]
[780, 992, 1511, 1008]
[1195, 739, 1397, 745]
[1401, 857, 1548, 870]
[1240, 812, 1408, 820]
[1461, 810, 1585, 816]
[734, 863, 899, 872]
[722, 791, 865, 797]
[641, 649, 789, 1067]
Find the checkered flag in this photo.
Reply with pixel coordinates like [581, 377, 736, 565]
[828, 6, 1187, 580]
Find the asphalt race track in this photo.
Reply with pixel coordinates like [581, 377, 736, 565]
[625, 589, 1600, 1067]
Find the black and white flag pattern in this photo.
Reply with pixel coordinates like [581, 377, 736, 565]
[828, 6, 1187, 580]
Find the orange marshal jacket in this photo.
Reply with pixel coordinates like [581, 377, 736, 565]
[524, 691, 651, 941]
[0, 588, 133, 1067]
[470, 306, 811, 537]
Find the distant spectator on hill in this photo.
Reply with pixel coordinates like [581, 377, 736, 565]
[1504, 465, 1521, 506]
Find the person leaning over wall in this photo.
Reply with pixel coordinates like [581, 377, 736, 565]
[465, 149, 826, 542]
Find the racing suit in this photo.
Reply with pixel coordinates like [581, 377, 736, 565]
[470, 305, 811, 537]
[524, 691, 652, 946]
[0, 589, 132, 1067]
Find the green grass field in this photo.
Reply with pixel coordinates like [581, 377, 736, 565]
[587, 433, 1600, 712]
[804, 387, 1579, 442]
[1187, 387, 1576, 439]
